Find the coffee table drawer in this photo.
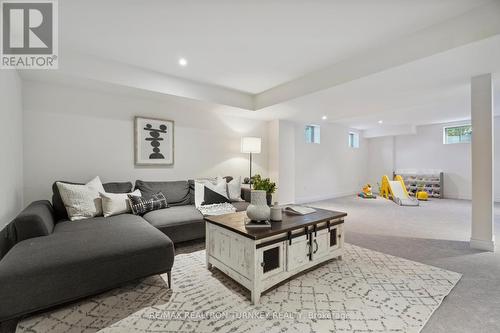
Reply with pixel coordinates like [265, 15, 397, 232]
[287, 235, 310, 271]
[312, 229, 330, 260]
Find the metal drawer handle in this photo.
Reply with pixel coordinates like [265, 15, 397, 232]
[313, 239, 319, 254]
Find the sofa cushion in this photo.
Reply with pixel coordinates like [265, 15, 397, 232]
[0, 214, 174, 321]
[142, 206, 205, 243]
[188, 179, 195, 205]
[135, 180, 190, 206]
[231, 201, 250, 212]
[142, 205, 204, 228]
[102, 182, 134, 194]
[156, 221, 205, 244]
[0, 222, 16, 260]
[52, 181, 133, 221]
[12, 200, 55, 242]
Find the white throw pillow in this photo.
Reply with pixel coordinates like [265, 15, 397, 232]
[227, 176, 243, 201]
[100, 190, 141, 217]
[194, 181, 206, 208]
[56, 176, 106, 221]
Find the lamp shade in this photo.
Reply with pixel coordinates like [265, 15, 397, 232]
[241, 137, 261, 154]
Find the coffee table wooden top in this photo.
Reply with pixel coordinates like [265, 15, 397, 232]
[204, 208, 347, 240]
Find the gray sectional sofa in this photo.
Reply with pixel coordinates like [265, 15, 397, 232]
[0, 179, 249, 323]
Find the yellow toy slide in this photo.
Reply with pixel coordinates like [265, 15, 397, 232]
[380, 175, 419, 206]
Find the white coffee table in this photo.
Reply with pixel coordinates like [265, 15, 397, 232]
[205, 208, 346, 304]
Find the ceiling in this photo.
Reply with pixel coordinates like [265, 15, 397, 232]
[20, 0, 500, 134]
[258, 35, 500, 129]
[61, 0, 490, 94]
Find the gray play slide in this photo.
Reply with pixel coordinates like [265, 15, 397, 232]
[388, 180, 419, 206]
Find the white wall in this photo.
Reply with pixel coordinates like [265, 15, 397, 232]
[22, 80, 269, 204]
[0, 71, 24, 227]
[366, 136, 394, 193]
[268, 120, 368, 204]
[364, 125, 416, 138]
[394, 121, 472, 200]
[293, 122, 368, 203]
[366, 118, 500, 201]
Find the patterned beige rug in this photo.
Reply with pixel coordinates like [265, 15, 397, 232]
[17, 244, 461, 333]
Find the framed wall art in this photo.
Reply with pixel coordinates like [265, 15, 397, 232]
[135, 117, 174, 165]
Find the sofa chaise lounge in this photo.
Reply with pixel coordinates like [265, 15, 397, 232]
[0, 179, 249, 323]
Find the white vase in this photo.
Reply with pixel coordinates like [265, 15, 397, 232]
[246, 190, 271, 221]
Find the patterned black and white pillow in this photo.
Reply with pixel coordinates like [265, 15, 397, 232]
[128, 192, 168, 215]
[203, 186, 230, 205]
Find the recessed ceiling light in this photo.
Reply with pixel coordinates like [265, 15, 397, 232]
[178, 58, 188, 66]
[378, 120, 383, 124]
[322, 115, 327, 120]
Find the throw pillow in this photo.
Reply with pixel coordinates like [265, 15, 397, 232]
[194, 177, 225, 207]
[56, 176, 105, 221]
[227, 176, 243, 201]
[194, 180, 206, 207]
[203, 186, 231, 205]
[128, 192, 168, 215]
[205, 179, 227, 196]
[100, 190, 141, 217]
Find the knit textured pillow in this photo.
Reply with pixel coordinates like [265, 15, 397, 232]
[128, 192, 168, 215]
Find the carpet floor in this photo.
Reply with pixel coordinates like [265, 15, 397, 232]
[9, 196, 498, 333]
[308, 196, 500, 333]
[17, 244, 460, 333]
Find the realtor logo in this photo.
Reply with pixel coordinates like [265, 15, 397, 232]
[1, 0, 58, 69]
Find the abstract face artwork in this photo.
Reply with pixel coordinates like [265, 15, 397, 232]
[144, 123, 167, 159]
[135, 117, 174, 165]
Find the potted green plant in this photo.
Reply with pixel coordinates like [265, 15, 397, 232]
[251, 174, 277, 205]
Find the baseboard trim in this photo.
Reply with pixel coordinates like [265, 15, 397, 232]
[295, 191, 357, 204]
[470, 238, 496, 252]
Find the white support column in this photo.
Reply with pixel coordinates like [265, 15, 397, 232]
[268, 120, 296, 204]
[470, 74, 495, 251]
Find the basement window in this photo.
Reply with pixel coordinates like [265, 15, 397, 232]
[305, 125, 320, 144]
[348, 132, 359, 148]
[443, 125, 471, 144]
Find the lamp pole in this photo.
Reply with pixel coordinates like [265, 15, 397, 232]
[241, 137, 261, 190]
[249, 152, 252, 189]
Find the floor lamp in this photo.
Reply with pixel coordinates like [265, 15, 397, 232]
[241, 137, 261, 189]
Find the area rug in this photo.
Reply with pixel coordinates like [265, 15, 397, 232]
[17, 244, 461, 333]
